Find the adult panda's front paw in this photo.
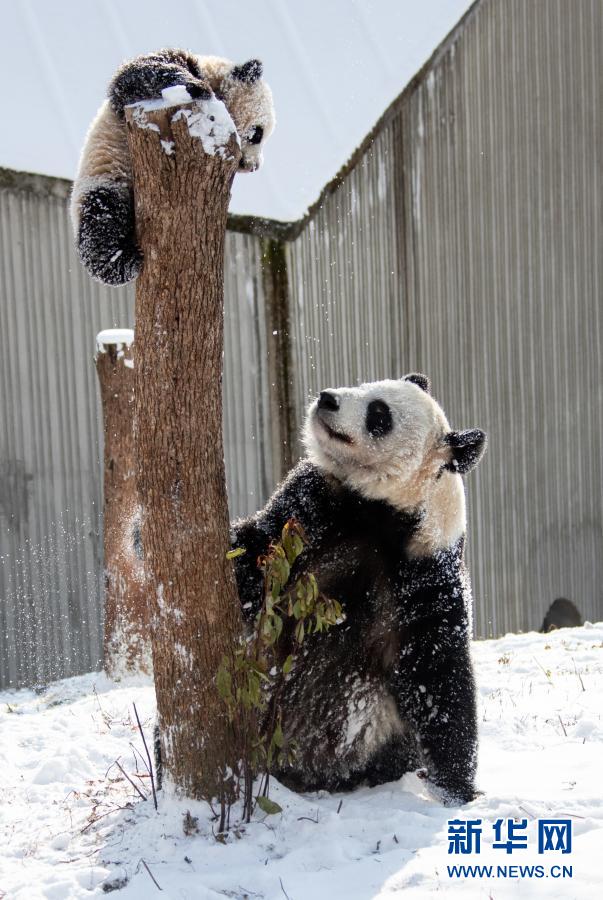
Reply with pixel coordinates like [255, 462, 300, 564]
[417, 768, 478, 806]
[431, 777, 479, 807]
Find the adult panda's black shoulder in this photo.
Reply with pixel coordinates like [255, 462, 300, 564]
[71, 49, 275, 286]
[231, 374, 487, 804]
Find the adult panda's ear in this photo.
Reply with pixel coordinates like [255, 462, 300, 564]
[404, 373, 430, 394]
[444, 429, 487, 475]
[231, 59, 263, 83]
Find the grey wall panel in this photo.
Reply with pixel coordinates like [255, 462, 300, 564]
[223, 232, 276, 517]
[287, 124, 405, 440]
[0, 186, 133, 688]
[399, 0, 602, 636]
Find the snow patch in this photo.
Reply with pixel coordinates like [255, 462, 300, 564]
[172, 97, 239, 158]
[1, 626, 602, 898]
[130, 103, 161, 133]
[96, 328, 134, 352]
[160, 85, 192, 106]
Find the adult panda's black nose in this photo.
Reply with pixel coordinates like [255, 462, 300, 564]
[318, 391, 339, 411]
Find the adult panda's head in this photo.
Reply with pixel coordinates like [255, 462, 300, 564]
[304, 374, 487, 555]
[201, 56, 275, 173]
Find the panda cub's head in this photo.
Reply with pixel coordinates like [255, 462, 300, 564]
[202, 56, 275, 173]
[304, 373, 487, 555]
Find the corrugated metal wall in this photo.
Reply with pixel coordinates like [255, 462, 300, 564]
[223, 233, 277, 517]
[0, 178, 275, 688]
[0, 179, 128, 688]
[286, 0, 602, 637]
[401, 0, 603, 636]
[287, 127, 405, 423]
[1, 0, 601, 687]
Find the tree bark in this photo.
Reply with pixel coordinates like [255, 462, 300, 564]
[96, 330, 151, 678]
[125, 98, 244, 802]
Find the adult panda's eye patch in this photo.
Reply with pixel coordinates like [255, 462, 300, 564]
[366, 400, 393, 437]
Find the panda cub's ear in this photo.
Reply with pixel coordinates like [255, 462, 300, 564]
[231, 59, 263, 83]
[444, 429, 487, 475]
[404, 373, 431, 394]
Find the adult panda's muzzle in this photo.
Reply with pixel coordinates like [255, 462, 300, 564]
[315, 392, 352, 444]
[317, 391, 340, 412]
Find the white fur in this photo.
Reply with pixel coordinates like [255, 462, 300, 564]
[338, 679, 405, 760]
[304, 377, 467, 556]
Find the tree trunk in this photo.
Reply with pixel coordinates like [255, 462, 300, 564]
[125, 97, 243, 802]
[96, 329, 150, 678]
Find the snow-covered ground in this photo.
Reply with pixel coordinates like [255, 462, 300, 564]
[1, 624, 602, 899]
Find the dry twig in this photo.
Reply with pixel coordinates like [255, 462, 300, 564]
[133, 703, 158, 810]
[140, 859, 162, 891]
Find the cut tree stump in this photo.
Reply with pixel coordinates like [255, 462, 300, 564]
[125, 95, 244, 805]
[96, 328, 150, 678]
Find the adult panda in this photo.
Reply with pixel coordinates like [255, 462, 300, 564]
[232, 374, 487, 805]
[71, 49, 275, 285]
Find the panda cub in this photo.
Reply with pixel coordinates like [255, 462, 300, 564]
[232, 374, 487, 805]
[71, 49, 274, 285]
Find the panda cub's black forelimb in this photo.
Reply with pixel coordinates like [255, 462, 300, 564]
[109, 49, 212, 119]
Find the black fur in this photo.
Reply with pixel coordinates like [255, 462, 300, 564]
[366, 399, 393, 437]
[405, 373, 431, 393]
[77, 184, 142, 285]
[109, 49, 211, 119]
[231, 59, 263, 84]
[232, 460, 478, 804]
[248, 125, 264, 145]
[541, 598, 583, 632]
[445, 429, 487, 475]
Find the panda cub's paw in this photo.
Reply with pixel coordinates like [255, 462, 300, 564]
[77, 183, 142, 286]
[109, 55, 212, 119]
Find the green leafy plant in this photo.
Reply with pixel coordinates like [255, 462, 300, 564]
[218, 518, 344, 823]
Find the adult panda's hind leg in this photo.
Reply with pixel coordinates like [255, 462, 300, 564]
[77, 182, 142, 285]
[363, 733, 421, 788]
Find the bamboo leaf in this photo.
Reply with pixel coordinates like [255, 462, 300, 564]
[226, 547, 246, 560]
[274, 615, 283, 639]
[256, 796, 283, 815]
[273, 722, 284, 748]
[282, 654, 294, 675]
[216, 663, 232, 701]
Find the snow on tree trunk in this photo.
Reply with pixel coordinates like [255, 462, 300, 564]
[96, 329, 151, 678]
[125, 94, 244, 803]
